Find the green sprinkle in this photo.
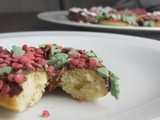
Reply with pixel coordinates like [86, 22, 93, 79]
[144, 20, 155, 27]
[47, 53, 70, 70]
[117, 14, 121, 20]
[49, 46, 62, 59]
[149, 21, 155, 27]
[12, 45, 25, 56]
[85, 50, 96, 57]
[105, 13, 111, 19]
[68, 49, 80, 55]
[47, 59, 55, 65]
[97, 67, 109, 78]
[52, 44, 57, 47]
[123, 15, 138, 26]
[111, 14, 117, 20]
[0, 67, 12, 75]
[39, 44, 46, 48]
[110, 72, 120, 99]
[55, 59, 71, 70]
[96, 12, 104, 23]
[144, 21, 149, 27]
[54, 53, 69, 59]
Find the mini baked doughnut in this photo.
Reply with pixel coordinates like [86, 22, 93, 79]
[0, 43, 120, 111]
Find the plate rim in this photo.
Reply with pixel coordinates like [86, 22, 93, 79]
[0, 31, 160, 52]
[37, 11, 160, 31]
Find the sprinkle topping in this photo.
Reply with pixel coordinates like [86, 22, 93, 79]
[12, 45, 25, 56]
[42, 110, 50, 118]
[0, 67, 12, 75]
[110, 72, 120, 99]
[97, 67, 109, 78]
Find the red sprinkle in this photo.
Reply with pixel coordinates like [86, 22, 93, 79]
[0, 58, 4, 63]
[0, 53, 9, 58]
[11, 58, 19, 62]
[24, 61, 31, 67]
[36, 49, 44, 54]
[0, 80, 4, 89]
[14, 74, 24, 84]
[48, 66, 54, 72]
[45, 44, 51, 49]
[31, 62, 42, 68]
[96, 63, 104, 67]
[29, 47, 35, 52]
[37, 59, 46, 66]
[34, 54, 42, 57]
[12, 54, 21, 59]
[69, 54, 78, 59]
[78, 98, 83, 102]
[12, 63, 23, 70]
[1, 84, 10, 94]
[0, 63, 7, 68]
[57, 46, 63, 50]
[24, 53, 35, 59]
[42, 110, 50, 118]
[80, 55, 88, 59]
[22, 44, 29, 51]
[70, 59, 80, 66]
[78, 50, 85, 54]
[78, 58, 85, 68]
[88, 59, 97, 67]
[19, 56, 28, 65]
[4, 57, 12, 64]
[7, 74, 15, 82]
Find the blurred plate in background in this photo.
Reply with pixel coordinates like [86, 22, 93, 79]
[37, 11, 160, 32]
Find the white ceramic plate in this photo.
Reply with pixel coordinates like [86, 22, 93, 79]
[0, 31, 160, 120]
[37, 11, 160, 31]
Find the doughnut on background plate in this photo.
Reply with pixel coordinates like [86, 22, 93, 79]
[0, 31, 160, 120]
[38, 11, 160, 31]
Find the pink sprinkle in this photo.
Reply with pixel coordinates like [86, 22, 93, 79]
[24, 61, 31, 67]
[36, 48, 44, 54]
[0, 63, 7, 68]
[45, 44, 52, 49]
[78, 50, 85, 54]
[12, 54, 21, 59]
[22, 44, 29, 51]
[69, 54, 78, 59]
[80, 55, 88, 59]
[19, 56, 28, 65]
[14, 74, 24, 84]
[88, 59, 97, 67]
[96, 63, 104, 67]
[42, 110, 50, 118]
[57, 46, 63, 50]
[7, 74, 15, 82]
[48, 66, 54, 71]
[0, 58, 4, 63]
[1, 84, 10, 94]
[78, 98, 83, 102]
[70, 59, 79, 66]
[37, 59, 46, 66]
[12, 63, 23, 70]
[24, 53, 35, 59]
